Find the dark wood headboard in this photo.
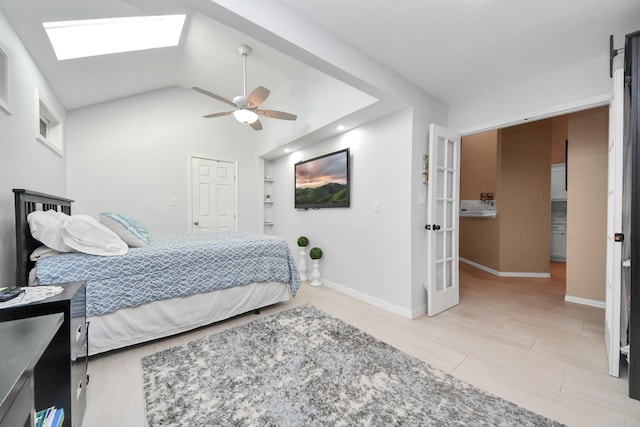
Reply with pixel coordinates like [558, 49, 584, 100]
[13, 189, 74, 286]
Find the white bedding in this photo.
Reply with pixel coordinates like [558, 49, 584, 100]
[35, 232, 300, 317]
[88, 281, 290, 355]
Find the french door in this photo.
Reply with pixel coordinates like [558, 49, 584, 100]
[605, 68, 625, 377]
[425, 124, 461, 316]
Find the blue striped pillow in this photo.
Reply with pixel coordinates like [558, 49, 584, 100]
[99, 212, 150, 247]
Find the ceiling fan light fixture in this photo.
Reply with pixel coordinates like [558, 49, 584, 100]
[192, 44, 296, 131]
[233, 108, 258, 124]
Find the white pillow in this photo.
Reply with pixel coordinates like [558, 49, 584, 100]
[62, 215, 128, 256]
[99, 212, 150, 247]
[27, 210, 74, 252]
[30, 245, 62, 261]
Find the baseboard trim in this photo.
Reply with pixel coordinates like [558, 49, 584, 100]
[564, 295, 606, 309]
[460, 258, 551, 278]
[320, 279, 420, 319]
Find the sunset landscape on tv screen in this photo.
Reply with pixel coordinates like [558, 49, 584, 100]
[295, 149, 350, 208]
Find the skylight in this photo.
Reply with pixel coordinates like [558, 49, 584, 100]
[43, 15, 186, 60]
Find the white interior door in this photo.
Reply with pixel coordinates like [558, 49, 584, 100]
[425, 124, 461, 316]
[191, 157, 237, 233]
[605, 69, 624, 377]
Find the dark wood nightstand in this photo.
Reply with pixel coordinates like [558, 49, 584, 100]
[0, 282, 87, 427]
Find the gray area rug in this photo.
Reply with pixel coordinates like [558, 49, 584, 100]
[142, 304, 564, 426]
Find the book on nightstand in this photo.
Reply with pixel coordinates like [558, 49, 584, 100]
[50, 408, 64, 427]
[0, 286, 23, 302]
[35, 406, 64, 427]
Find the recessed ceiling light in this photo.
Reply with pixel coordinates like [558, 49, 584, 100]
[43, 15, 186, 60]
[284, 148, 292, 153]
[336, 125, 346, 131]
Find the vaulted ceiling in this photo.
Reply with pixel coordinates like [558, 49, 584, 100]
[0, 0, 310, 110]
[1, 0, 639, 125]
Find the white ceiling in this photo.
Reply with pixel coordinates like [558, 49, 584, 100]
[1, 0, 639, 114]
[275, 0, 640, 105]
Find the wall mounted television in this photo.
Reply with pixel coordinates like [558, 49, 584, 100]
[295, 148, 350, 209]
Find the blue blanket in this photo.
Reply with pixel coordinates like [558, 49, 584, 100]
[36, 232, 301, 317]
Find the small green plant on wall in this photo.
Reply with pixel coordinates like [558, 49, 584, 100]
[309, 247, 323, 259]
[297, 236, 309, 247]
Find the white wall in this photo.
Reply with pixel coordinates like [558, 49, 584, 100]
[66, 86, 261, 235]
[256, 66, 378, 156]
[409, 110, 433, 314]
[0, 9, 66, 284]
[268, 109, 418, 315]
[448, 55, 610, 132]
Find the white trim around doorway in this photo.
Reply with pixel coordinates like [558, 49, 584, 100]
[457, 93, 611, 136]
[457, 91, 615, 310]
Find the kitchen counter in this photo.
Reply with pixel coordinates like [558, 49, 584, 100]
[460, 200, 497, 218]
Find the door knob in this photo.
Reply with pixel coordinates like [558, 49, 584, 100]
[194, 221, 199, 226]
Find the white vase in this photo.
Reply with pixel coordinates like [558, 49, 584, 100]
[297, 248, 308, 281]
[310, 259, 321, 287]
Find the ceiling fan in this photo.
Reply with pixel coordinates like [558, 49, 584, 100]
[191, 45, 297, 131]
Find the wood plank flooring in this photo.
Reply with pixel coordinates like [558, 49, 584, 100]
[83, 262, 640, 426]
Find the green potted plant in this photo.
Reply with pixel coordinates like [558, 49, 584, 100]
[309, 247, 323, 286]
[309, 247, 323, 259]
[296, 236, 309, 281]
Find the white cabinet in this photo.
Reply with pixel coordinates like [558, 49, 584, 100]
[550, 226, 566, 261]
[551, 163, 567, 200]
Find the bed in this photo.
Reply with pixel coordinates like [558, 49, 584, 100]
[13, 189, 301, 355]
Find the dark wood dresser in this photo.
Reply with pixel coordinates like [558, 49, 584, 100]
[0, 313, 63, 427]
[0, 282, 88, 427]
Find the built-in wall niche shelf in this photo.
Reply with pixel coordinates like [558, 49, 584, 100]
[0, 37, 10, 115]
[264, 178, 274, 203]
[263, 177, 274, 228]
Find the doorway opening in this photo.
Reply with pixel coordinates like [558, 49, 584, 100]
[459, 105, 609, 307]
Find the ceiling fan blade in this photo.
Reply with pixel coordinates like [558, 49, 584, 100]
[203, 111, 233, 118]
[250, 119, 263, 131]
[191, 86, 236, 108]
[257, 109, 297, 121]
[247, 86, 270, 108]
